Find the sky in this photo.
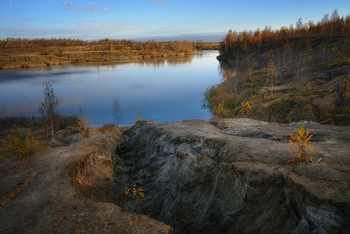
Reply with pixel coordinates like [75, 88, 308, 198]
[0, 0, 350, 41]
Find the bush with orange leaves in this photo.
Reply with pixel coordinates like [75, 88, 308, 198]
[287, 124, 317, 165]
[240, 101, 253, 118]
[76, 177, 88, 185]
[213, 102, 231, 117]
[125, 184, 144, 201]
[0, 125, 45, 156]
[124, 184, 145, 215]
[75, 106, 100, 139]
[75, 116, 100, 138]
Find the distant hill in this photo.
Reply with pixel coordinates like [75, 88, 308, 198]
[130, 33, 226, 42]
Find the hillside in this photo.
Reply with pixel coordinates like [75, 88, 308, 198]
[204, 11, 350, 125]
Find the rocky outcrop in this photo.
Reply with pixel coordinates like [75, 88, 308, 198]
[244, 72, 350, 125]
[117, 119, 350, 233]
[1, 120, 349, 233]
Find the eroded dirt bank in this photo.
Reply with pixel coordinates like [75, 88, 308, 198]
[0, 124, 172, 233]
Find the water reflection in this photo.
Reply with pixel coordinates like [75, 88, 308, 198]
[0, 51, 221, 126]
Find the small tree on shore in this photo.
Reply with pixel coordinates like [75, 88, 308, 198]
[75, 105, 100, 139]
[39, 82, 59, 143]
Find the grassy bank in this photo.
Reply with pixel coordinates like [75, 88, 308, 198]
[0, 39, 198, 69]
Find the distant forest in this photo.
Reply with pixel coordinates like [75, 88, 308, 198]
[0, 38, 220, 51]
[0, 38, 194, 53]
[220, 10, 349, 57]
[205, 10, 350, 124]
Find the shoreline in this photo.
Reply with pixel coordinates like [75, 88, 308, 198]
[0, 52, 196, 70]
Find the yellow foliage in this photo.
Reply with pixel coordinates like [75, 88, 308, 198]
[0, 126, 45, 156]
[75, 106, 100, 139]
[75, 116, 100, 138]
[25, 131, 45, 153]
[240, 101, 253, 118]
[76, 177, 88, 185]
[124, 184, 145, 201]
[214, 102, 230, 117]
[287, 124, 316, 165]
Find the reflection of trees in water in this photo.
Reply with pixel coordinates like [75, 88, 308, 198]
[28, 55, 194, 70]
[136, 59, 166, 68]
[194, 50, 208, 58]
[165, 56, 193, 66]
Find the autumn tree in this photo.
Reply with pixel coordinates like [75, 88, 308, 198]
[288, 124, 317, 165]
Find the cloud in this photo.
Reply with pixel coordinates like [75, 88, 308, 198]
[81, 5, 109, 12]
[61, 1, 109, 12]
[151, 1, 168, 6]
[0, 22, 142, 39]
[61, 1, 79, 10]
[0, 25, 78, 37]
[78, 21, 141, 31]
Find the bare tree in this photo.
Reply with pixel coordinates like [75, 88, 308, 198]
[113, 97, 122, 125]
[295, 52, 306, 90]
[39, 82, 59, 143]
[266, 59, 279, 94]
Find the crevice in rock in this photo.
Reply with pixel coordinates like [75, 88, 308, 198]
[110, 120, 350, 233]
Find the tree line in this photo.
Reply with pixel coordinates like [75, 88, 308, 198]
[0, 38, 194, 53]
[220, 10, 349, 56]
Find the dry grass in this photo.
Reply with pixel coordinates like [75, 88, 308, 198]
[0, 43, 195, 69]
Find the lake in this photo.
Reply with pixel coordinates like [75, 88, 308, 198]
[0, 51, 222, 126]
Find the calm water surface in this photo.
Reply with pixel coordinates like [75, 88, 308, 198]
[0, 51, 221, 126]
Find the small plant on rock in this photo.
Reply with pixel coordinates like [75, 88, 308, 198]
[125, 184, 144, 201]
[287, 124, 316, 165]
[124, 184, 145, 215]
